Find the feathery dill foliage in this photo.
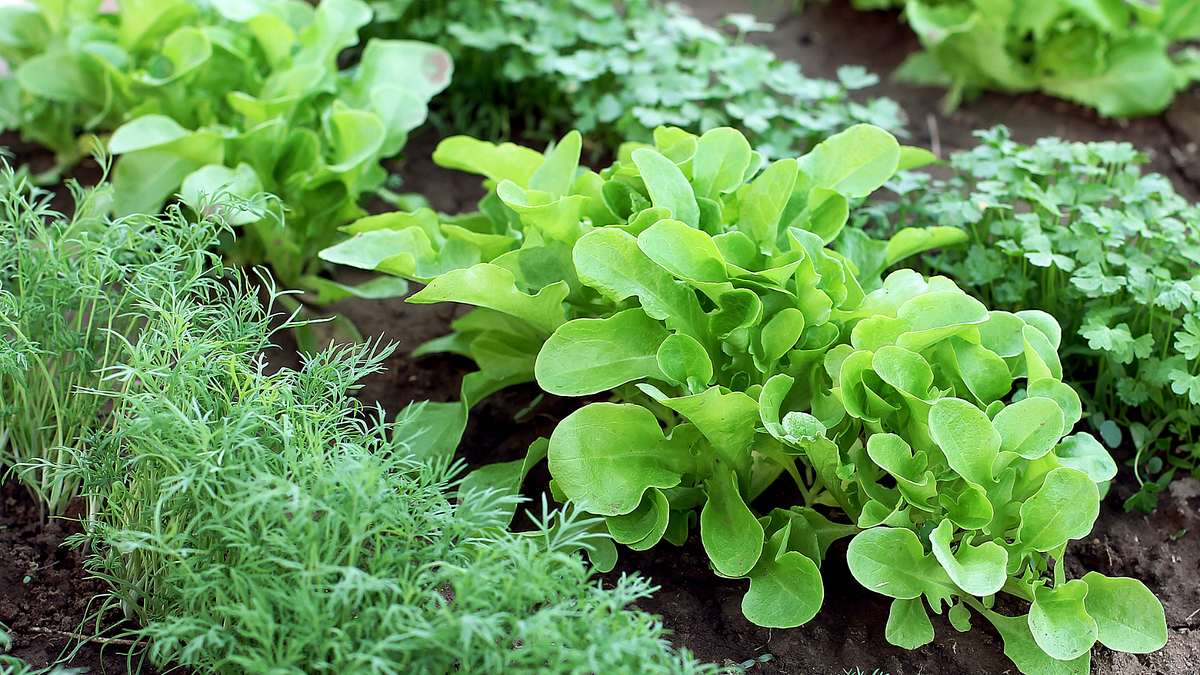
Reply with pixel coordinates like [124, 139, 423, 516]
[64, 279, 721, 675]
[376, 0, 904, 157]
[0, 161, 223, 518]
[856, 126, 1200, 505]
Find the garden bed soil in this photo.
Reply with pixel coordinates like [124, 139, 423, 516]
[6, 1, 1200, 673]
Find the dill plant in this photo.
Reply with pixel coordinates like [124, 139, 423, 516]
[63, 274, 722, 674]
[0, 160, 222, 518]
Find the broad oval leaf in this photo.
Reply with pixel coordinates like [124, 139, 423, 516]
[632, 147, 699, 228]
[929, 397, 1001, 487]
[993, 396, 1065, 460]
[742, 526, 824, 628]
[797, 123, 900, 198]
[846, 527, 956, 603]
[638, 218, 728, 284]
[1028, 580, 1098, 661]
[929, 521, 1007, 597]
[701, 458, 764, 578]
[536, 308, 669, 396]
[1081, 571, 1168, 654]
[693, 126, 752, 200]
[886, 597, 935, 649]
[1054, 434, 1118, 483]
[109, 114, 192, 154]
[1017, 467, 1099, 552]
[547, 403, 698, 516]
[657, 332, 713, 389]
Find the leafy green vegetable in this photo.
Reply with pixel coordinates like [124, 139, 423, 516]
[0, 0, 451, 293]
[324, 122, 1167, 673]
[858, 125, 1200, 505]
[810, 0, 1200, 116]
[372, 0, 905, 157]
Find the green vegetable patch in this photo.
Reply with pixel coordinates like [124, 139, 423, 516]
[322, 122, 1167, 671]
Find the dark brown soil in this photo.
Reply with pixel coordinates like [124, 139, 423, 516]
[0, 481, 163, 673]
[6, 1, 1200, 673]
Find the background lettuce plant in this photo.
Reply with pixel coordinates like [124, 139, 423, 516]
[60, 268, 723, 675]
[323, 124, 1168, 673]
[0, 0, 451, 296]
[857, 125, 1200, 511]
[0, 160, 219, 518]
[804, 0, 1200, 116]
[372, 0, 906, 157]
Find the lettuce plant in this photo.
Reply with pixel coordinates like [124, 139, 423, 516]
[0, 159, 220, 518]
[373, 0, 905, 157]
[805, 0, 1200, 116]
[61, 269, 722, 675]
[858, 125, 1200, 510]
[822, 270, 1165, 673]
[0, 0, 450, 296]
[323, 124, 1168, 672]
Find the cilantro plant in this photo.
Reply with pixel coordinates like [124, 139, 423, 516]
[858, 126, 1200, 509]
[0, 0, 450, 297]
[0, 159, 220, 518]
[62, 273, 722, 675]
[323, 124, 1168, 672]
[373, 0, 905, 157]
[806, 0, 1200, 116]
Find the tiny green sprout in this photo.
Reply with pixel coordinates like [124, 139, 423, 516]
[1170, 529, 1187, 542]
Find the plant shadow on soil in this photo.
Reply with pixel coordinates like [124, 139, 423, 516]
[6, 1, 1200, 672]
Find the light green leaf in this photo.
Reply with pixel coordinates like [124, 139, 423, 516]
[701, 458, 764, 578]
[929, 521, 1007, 597]
[984, 610, 1091, 675]
[693, 127, 752, 200]
[886, 597, 935, 649]
[642, 386, 760, 479]
[1081, 572, 1168, 653]
[574, 228, 708, 343]
[109, 115, 193, 154]
[738, 158, 799, 251]
[632, 147, 699, 228]
[409, 263, 568, 333]
[929, 397, 1001, 487]
[657, 332, 713, 390]
[896, 146, 938, 171]
[607, 487, 670, 548]
[529, 130, 582, 200]
[433, 136, 545, 187]
[1018, 468, 1099, 552]
[993, 396, 1065, 460]
[1028, 579, 1098, 661]
[742, 524, 824, 628]
[884, 226, 968, 267]
[536, 308, 669, 396]
[637, 218, 728, 284]
[548, 403, 699, 516]
[1054, 434, 1118, 483]
[797, 123, 900, 198]
[846, 527, 956, 605]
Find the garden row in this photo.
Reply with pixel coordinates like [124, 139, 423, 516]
[1, 1, 1197, 674]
